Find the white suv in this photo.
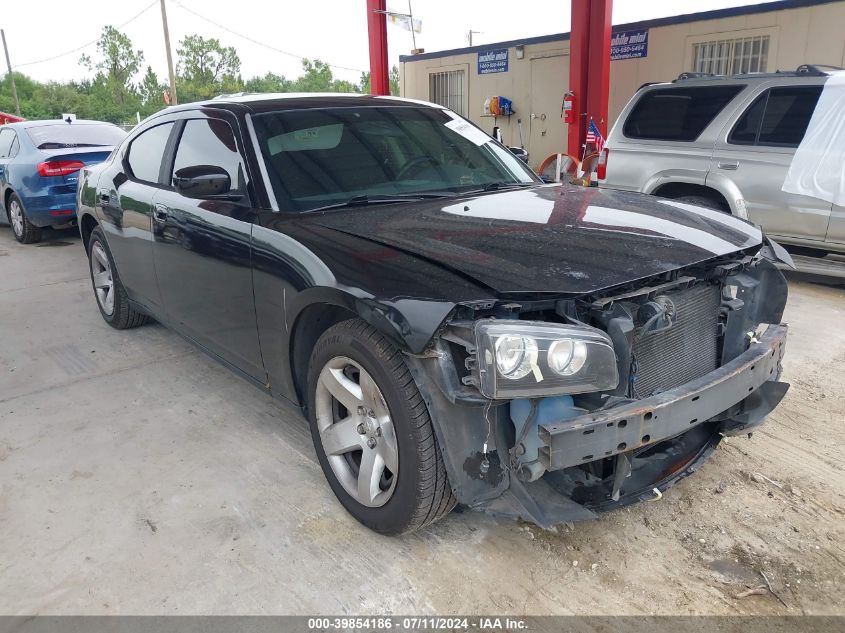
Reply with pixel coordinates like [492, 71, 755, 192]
[600, 65, 842, 256]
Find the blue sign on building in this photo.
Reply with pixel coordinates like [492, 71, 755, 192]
[477, 48, 509, 74]
[610, 29, 649, 61]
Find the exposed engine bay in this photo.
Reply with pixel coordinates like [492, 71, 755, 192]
[405, 243, 791, 528]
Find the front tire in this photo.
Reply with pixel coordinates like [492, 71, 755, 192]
[7, 194, 42, 244]
[87, 227, 148, 329]
[306, 319, 455, 535]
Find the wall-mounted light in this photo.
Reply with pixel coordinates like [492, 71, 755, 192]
[515, 45, 525, 60]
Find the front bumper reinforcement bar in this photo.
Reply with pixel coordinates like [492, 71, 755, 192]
[539, 323, 788, 471]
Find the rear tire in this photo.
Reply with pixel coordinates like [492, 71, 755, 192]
[87, 227, 148, 329]
[306, 318, 456, 535]
[7, 194, 42, 244]
[674, 195, 729, 213]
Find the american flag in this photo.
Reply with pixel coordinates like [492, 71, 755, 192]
[586, 119, 605, 153]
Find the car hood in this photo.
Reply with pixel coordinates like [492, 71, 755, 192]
[308, 184, 763, 296]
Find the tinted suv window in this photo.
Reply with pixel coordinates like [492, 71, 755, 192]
[759, 86, 822, 147]
[172, 119, 245, 189]
[127, 123, 174, 184]
[623, 85, 744, 141]
[730, 86, 822, 147]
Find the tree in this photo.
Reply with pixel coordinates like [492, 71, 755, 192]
[359, 65, 401, 96]
[177, 35, 242, 101]
[244, 72, 292, 93]
[78, 26, 144, 122]
[290, 59, 359, 93]
[80, 26, 144, 108]
[139, 66, 165, 115]
[1, 43, 398, 123]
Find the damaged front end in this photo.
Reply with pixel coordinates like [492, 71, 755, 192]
[404, 245, 791, 529]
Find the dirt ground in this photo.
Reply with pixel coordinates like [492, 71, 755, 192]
[0, 227, 843, 615]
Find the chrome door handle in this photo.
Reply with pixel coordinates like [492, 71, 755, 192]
[718, 161, 739, 170]
[153, 203, 169, 223]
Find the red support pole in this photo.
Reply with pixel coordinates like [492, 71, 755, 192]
[567, 0, 613, 159]
[567, 1, 591, 158]
[586, 0, 612, 141]
[367, 0, 390, 96]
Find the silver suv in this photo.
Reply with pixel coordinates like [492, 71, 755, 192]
[601, 65, 842, 256]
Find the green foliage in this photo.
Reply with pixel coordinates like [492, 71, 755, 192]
[243, 72, 293, 93]
[139, 66, 166, 116]
[0, 26, 392, 125]
[359, 66, 401, 96]
[80, 25, 145, 112]
[176, 35, 243, 102]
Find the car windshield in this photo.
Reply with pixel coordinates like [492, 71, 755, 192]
[251, 105, 539, 212]
[26, 123, 126, 149]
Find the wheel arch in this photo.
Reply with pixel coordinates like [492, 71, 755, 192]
[289, 301, 359, 404]
[79, 212, 100, 252]
[651, 181, 732, 213]
[3, 186, 15, 216]
[285, 288, 456, 405]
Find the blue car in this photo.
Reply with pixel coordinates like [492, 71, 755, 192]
[0, 120, 126, 243]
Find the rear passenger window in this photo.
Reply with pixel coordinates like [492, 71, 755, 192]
[623, 85, 744, 141]
[127, 122, 174, 184]
[729, 86, 822, 147]
[172, 119, 245, 190]
[0, 129, 14, 158]
[759, 87, 822, 147]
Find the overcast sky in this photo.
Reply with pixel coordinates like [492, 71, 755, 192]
[3, 0, 772, 85]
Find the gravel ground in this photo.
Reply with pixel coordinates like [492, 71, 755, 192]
[0, 226, 842, 615]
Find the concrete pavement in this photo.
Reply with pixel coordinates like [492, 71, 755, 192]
[1, 225, 843, 615]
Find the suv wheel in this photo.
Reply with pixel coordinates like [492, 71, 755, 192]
[306, 318, 456, 535]
[87, 227, 148, 329]
[7, 194, 42, 244]
[675, 195, 729, 213]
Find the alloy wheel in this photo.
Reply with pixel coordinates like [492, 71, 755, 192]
[314, 356, 399, 507]
[9, 199, 23, 237]
[91, 242, 115, 316]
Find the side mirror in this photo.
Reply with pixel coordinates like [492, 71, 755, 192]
[173, 165, 232, 199]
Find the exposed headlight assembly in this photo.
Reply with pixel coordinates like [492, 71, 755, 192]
[474, 320, 618, 399]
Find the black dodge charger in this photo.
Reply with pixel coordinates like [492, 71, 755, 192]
[77, 94, 791, 534]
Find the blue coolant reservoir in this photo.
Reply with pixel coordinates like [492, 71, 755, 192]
[510, 396, 582, 480]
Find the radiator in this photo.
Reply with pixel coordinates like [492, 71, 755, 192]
[631, 283, 721, 397]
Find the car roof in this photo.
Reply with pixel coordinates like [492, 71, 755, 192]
[3, 119, 121, 129]
[641, 65, 842, 90]
[162, 92, 444, 114]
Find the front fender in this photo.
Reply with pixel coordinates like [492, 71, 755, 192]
[704, 172, 746, 218]
[255, 280, 458, 403]
[286, 287, 457, 356]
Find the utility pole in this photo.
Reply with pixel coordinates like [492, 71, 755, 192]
[159, 0, 178, 106]
[1, 29, 21, 116]
[467, 30, 482, 47]
[407, 0, 417, 51]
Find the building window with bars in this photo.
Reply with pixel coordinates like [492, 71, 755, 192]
[429, 70, 465, 115]
[692, 35, 770, 75]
